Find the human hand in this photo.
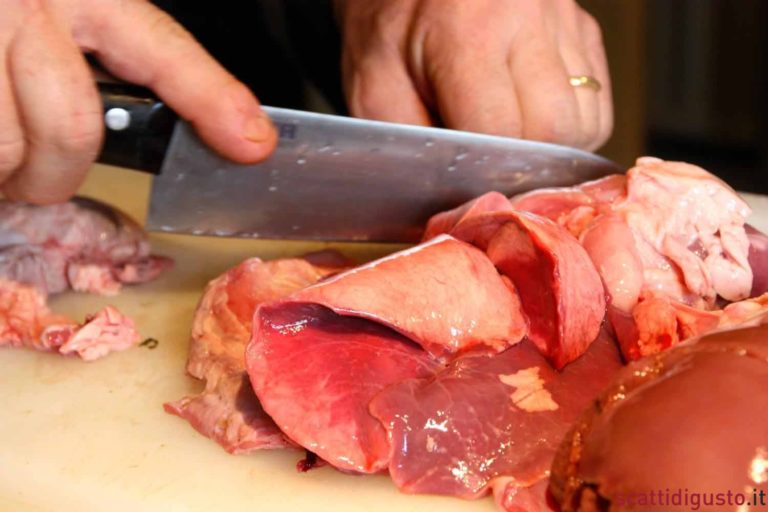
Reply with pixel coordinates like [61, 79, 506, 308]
[1, 0, 277, 204]
[336, 0, 613, 151]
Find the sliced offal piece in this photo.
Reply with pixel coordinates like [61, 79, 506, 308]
[164, 253, 349, 454]
[422, 192, 514, 241]
[247, 303, 438, 473]
[368, 330, 622, 508]
[450, 211, 605, 369]
[246, 238, 525, 473]
[0, 197, 172, 296]
[580, 215, 644, 313]
[550, 321, 768, 512]
[287, 235, 527, 358]
[0, 280, 140, 360]
[509, 175, 626, 238]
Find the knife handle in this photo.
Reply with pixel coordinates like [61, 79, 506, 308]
[98, 82, 177, 174]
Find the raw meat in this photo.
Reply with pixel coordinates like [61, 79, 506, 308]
[45, 306, 141, 360]
[452, 211, 606, 369]
[283, 236, 527, 358]
[426, 207, 605, 368]
[553, 158, 755, 357]
[369, 330, 621, 506]
[248, 303, 439, 473]
[164, 253, 350, 454]
[426, 157, 765, 360]
[620, 157, 752, 304]
[0, 197, 172, 296]
[0, 198, 171, 360]
[423, 192, 514, 241]
[509, 174, 625, 238]
[246, 237, 526, 472]
[170, 155, 768, 512]
[550, 320, 768, 512]
[0, 279, 140, 360]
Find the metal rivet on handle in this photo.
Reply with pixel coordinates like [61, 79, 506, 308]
[105, 108, 131, 131]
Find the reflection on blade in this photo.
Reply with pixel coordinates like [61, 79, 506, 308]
[147, 108, 620, 242]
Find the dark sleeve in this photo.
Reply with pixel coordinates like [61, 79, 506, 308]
[151, 0, 345, 113]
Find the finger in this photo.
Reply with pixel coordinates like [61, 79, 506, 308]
[555, 5, 601, 150]
[426, 49, 523, 137]
[0, 38, 25, 186]
[508, 25, 582, 147]
[580, 11, 614, 149]
[79, 0, 276, 163]
[3, 8, 102, 204]
[343, 50, 433, 126]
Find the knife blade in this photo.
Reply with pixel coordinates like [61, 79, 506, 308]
[98, 83, 621, 243]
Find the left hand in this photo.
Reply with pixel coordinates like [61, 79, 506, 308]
[335, 0, 613, 151]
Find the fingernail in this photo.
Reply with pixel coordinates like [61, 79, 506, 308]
[243, 113, 275, 143]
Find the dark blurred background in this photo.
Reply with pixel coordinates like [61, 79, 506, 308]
[153, 0, 768, 193]
[584, 0, 768, 193]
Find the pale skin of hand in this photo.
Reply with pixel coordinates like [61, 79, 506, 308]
[336, 0, 614, 152]
[0, 0, 277, 204]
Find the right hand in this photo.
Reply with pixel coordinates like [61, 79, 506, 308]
[1, 0, 278, 204]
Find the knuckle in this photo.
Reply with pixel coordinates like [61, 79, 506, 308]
[49, 110, 103, 158]
[580, 11, 604, 45]
[538, 120, 581, 147]
[527, 103, 581, 147]
[0, 137, 25, 174]
[345, 64, 392, 119]
[348, 75, 380, 118]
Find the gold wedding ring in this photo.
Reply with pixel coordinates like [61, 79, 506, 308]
[569, 75, 602, 92]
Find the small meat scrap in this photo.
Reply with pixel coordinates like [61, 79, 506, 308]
[0, 280, 140, 360]
[0, 198, 172, 360]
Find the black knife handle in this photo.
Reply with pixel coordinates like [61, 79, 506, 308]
[98, 82, 177, 174]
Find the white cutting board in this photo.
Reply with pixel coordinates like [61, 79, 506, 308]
[1, 166, 767, 512]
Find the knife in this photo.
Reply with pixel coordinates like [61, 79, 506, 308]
[98, 82, 621, 243]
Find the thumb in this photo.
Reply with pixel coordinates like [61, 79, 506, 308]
[80, 0, 277, 163]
